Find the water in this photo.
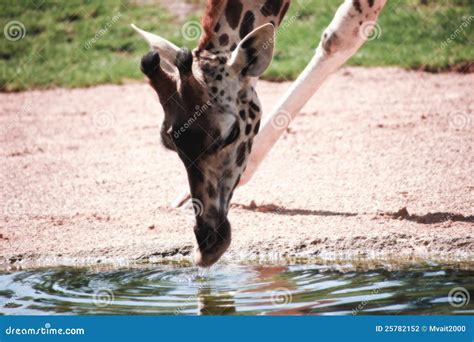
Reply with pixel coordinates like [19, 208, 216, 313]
[1, 263, 473, 315]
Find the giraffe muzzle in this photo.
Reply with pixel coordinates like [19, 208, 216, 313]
[193, 218, 231, 267]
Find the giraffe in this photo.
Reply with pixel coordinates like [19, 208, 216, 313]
[239, 0, 387, 186]
[134, 0, 387, 266]
[133, 0, 291, 266]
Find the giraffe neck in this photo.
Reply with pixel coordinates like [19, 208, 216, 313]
[199, 0, 291, 54]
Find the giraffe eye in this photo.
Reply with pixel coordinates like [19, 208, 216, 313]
[223, 124, 240, 147]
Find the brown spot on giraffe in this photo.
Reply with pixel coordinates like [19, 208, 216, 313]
[240, 11, 255, 39]
[261, 0, 284, 17]
[219, 33, 229, 46]
[236, 142, 247, 166]
[353, 0, 362, 13]
[225, 0, 244, 29]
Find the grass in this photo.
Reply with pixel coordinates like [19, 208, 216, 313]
[0, 0, 473, 91]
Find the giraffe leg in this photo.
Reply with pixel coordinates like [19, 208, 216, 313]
[239, 0, 387, 187]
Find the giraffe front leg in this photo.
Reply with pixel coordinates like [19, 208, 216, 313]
[238, 0, 387, 187]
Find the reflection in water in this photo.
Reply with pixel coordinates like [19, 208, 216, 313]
[198, 288, 236, 315]
[0, 263, 473, 315]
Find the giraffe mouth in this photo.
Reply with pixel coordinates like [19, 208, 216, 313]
[193, 218, 231, 267]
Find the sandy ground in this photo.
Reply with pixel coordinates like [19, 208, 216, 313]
[0, 67, 473, 269]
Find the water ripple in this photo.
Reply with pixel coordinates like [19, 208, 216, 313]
[0, 263, 473, 315]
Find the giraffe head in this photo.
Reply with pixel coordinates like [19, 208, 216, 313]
[132, 21, 275, 266]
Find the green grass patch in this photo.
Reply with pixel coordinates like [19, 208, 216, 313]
[1, 0, 473, 91]
[266, 0, 474, 80]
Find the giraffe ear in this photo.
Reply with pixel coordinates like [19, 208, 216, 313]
[131, 24, 180, 74]
[229, 23, 275, 77]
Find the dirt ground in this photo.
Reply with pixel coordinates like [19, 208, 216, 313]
[0, 67, 473, 269]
